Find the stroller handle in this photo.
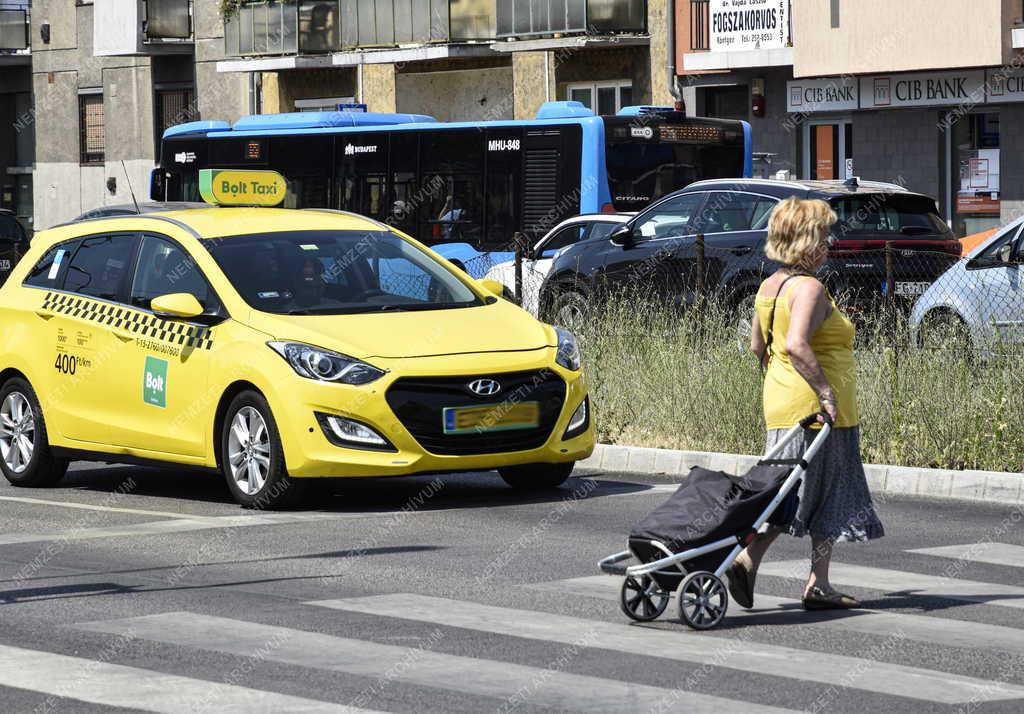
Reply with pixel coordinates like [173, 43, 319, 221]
[799, 411, 834, 429]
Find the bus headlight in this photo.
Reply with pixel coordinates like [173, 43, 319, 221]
[269, 342, 385, 385]
[554, 327, 582, 371]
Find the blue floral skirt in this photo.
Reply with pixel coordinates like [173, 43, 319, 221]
[765, 426, 885, 543]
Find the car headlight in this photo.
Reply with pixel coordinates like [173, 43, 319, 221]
[268, 342, 385, 385]
[554, 326, 582, 371]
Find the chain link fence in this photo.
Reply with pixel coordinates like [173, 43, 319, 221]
[546, 238, 1024, 471]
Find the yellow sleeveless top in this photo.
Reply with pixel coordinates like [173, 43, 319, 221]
[757, 277, 859, 429]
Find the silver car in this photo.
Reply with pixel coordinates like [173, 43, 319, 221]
[909, 217, 1024, 352]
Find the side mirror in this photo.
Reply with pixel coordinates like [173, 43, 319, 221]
[149, 168, 166, 201]
[477, 278, 507, 299]
[609, 224, 635, 248]
[997, 243, 1015, 264]
[151, 293, 204, 320]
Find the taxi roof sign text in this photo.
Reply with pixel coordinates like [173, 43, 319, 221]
[199, 169, 288, 207]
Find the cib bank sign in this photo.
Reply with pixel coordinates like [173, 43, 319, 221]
[709, 0, 790, 52]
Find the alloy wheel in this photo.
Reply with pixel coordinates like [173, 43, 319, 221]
[0, 392, 35, 474]
[227, 406, 271, 496]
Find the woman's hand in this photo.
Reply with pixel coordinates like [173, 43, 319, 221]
[818, 394, 838, 424]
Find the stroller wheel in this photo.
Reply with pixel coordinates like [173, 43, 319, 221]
[678, 571, 729, 630]
[620, 575, 670, 622]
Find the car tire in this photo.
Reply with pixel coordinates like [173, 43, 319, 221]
[0, 377, 69, 488]
[498, 462, 574, 490]
[547, 290, 589, 331]
[919, 310, 972, 353]
[220, 390, 307, 509]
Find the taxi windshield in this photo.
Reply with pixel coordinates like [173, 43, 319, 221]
[203, 230, 482, 315]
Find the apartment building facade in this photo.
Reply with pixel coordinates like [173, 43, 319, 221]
[678, 0, 1024, 237]
[25, 0, 251, 229]
[215, 0, 672, 121]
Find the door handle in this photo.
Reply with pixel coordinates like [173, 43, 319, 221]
[34, 309, 54, 320]
[113, 327, 135, 342]
[730, 246, 753, 256]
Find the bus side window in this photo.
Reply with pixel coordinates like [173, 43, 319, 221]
[484, 129, 523, 251]
[419, 129, 484, 248]
[389, 132, 420, 238]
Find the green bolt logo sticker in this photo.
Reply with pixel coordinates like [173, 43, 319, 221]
[143, 356, 168, 408]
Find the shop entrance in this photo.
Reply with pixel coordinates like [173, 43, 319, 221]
[948, 112, 1001, 238]
[803, 119, 853, 181]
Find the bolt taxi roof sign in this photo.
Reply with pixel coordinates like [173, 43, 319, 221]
[198, 169, 288, 207]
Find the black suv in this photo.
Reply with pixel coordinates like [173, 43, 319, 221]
[539, 178, 961, 325]
[0, 209, 29, 287]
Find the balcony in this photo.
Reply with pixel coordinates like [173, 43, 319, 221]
[223, 0, 496, 58]
[683, 0, 792, 71]
[93, 0, 193, 56]
[496, 0, 646, 38]
[0, 2, 29, 53]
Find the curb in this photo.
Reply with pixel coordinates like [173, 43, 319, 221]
[578, 444, 1024, 506]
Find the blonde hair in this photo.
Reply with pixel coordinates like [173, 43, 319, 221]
[765, 197, 837, 269]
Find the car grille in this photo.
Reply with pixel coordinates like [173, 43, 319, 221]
[386, 370, 567, 456]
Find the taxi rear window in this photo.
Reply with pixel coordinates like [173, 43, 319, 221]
[24, 241, 78, 289]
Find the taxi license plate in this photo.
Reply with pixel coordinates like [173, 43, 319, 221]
[443, 402, 540, 435]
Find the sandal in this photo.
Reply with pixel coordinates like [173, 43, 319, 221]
[726, 560, 756, 609]
[802, 585, 860, 610]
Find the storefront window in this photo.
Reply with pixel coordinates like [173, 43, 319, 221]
[952, 113, 1001, 238]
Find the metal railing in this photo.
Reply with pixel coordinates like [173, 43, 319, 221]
[689, 0, 709, 51]
[496, 0, 646, 38]
[144, 0, 192, 41]
[0, 3, 29, 51]
[225, 0, 497, 57]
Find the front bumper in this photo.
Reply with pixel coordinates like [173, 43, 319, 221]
[266, 352, 595, 478]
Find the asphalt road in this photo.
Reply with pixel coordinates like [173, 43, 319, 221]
[1, 462, 1023, 714]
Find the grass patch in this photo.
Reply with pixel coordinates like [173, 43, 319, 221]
[579, 296, 1024, 473]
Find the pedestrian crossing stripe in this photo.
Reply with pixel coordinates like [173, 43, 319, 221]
[41, 291, 214, 350]
[308, 594, 1024, 705]
[909, 542, 1024, 569]
[758, 560, 1024, 609]
[77, 612, 803, 714]
[532, 575, 1024, 659]
[0, 643, 377, 714]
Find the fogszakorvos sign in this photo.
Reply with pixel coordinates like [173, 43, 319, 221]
[709, 0, 790, 53]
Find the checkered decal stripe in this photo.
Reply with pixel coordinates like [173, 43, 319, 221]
[42, 292, 214, 350]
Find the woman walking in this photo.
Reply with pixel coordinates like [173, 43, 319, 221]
[727, 197, 884, 611]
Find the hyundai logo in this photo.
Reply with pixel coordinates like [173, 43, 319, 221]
[468, 378, 502, 396]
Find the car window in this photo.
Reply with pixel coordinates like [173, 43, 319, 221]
[23, 241, 78, 289]
[634, 193, 704, 240]
[130, 235, 217, 310]
[750, 198, 778, 231]
[540, 226, 586, 258]
[700, 192, 768, 233]
[974, 223, 1024, 266]
[587, 222, 623, 241]
[64, 234, 137, 300]
[831, 194, 948, 235]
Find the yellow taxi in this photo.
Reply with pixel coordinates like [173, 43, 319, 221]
[0, 171, 593, 507]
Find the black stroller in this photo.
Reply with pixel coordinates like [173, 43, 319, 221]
[599, 413, 832, 630]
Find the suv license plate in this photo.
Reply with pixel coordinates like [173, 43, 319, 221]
[895, 281, 931, 297]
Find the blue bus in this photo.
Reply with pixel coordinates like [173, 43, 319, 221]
[152, 102, 752, 276]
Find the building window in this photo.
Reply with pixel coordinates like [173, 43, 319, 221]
[830, 0, 840, 28]
[567, 81, 633, 116]
[294, 96, 356, 112]
[78, 93, 105, 166]
[155, 86, 197, 155]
